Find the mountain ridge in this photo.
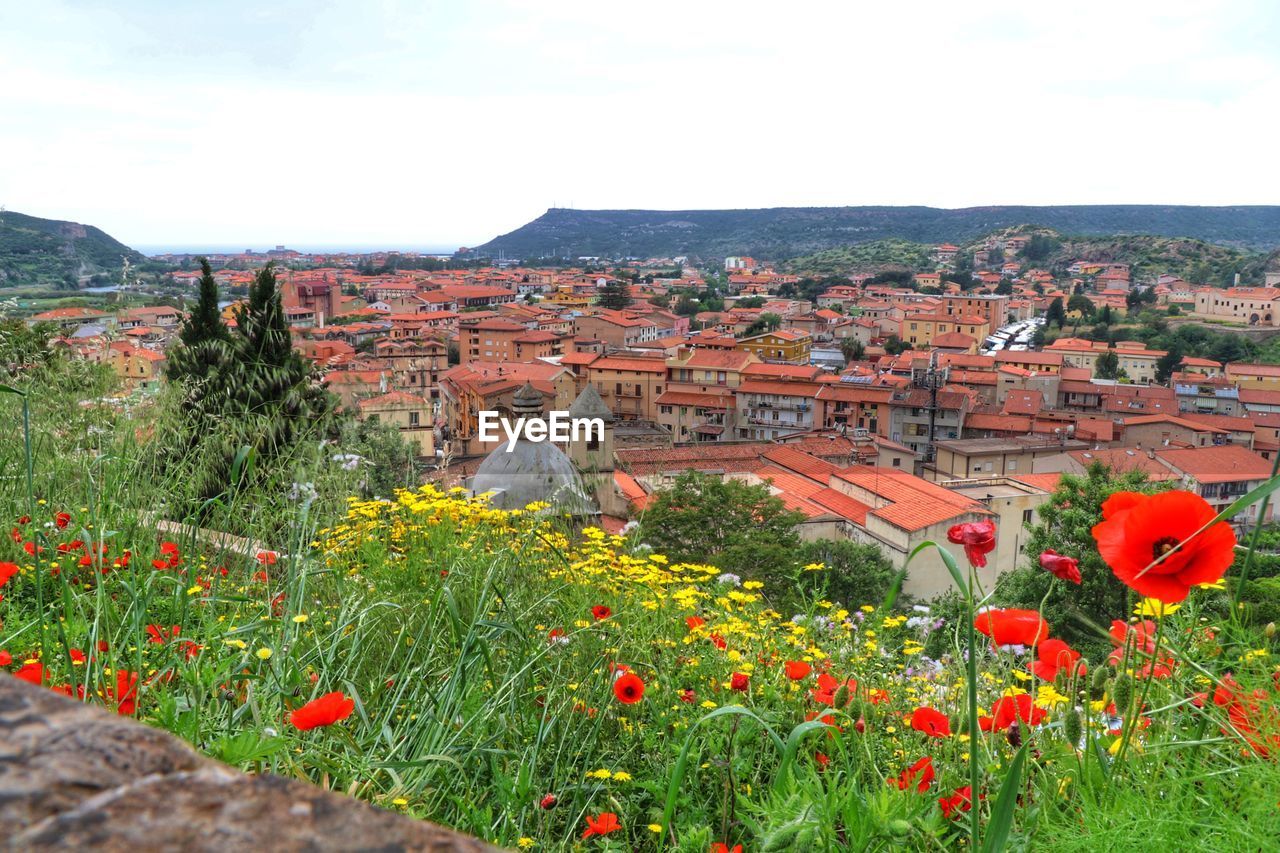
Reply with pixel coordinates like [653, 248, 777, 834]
[0, 209, 146, 289]
[474, 205, 1280, 261]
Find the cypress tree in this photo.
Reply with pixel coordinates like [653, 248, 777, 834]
[167, 258, 231, 384]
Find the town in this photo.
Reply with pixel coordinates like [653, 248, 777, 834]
[25, 234, 1280, 597]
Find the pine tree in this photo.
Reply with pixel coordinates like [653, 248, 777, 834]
[1045, 297, 1066, 328]
[166, 258, 231, 384]
[596, 278, 632, 310]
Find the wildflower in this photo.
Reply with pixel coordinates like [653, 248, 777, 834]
[1091, 490, 1236, 603]
[938, 786, 974, 819]
[716, 573, 741, 587]
[974, 609, 1048, 648]
[0, 562, 19, 588]
[292, 614, 309, 623]
[812, 673, 857, 707]
[712, 844, 744, 853]
[591, 604, 612, 621]
[256, 551, 278, 565]
[0, 650, 10, 666]
[784, 660, 812, 680]
[985, 694, 1047, 729]
[911, 706, 951, 738]
[1135, 598, 1180, 618]
[109, 670, 140, 715]
[685, 616, 706, 631]
[54, 511, 71, 529]
[1030, 639, 1085, 682]
[290, 692, 356, 730]
[947, 518, 996, 567]
[679, 688, 697, 703]
[517, 839, 535, 850]
[611, 771, 632, 782]
[891, 756, 935, 793]
[256, 647, 273, 661]
[613, 672, 645, 704]
[729, 672, 750, 692]
[14, 662, 46, 685]
[581, 812, 622, 839]
[540, 794, 557, 809]
[1039, 549, 1081, 584]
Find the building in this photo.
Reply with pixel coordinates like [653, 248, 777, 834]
[926, 436, 1088, 482]
[584, 354, 667, 422]
[357, 391, 435, 455]
[1154, 445, 1275, 525]
[573, 311, 661, 348]
[899, 313, 989, 349]
[735, 377, 823, 440]
[941, 294, 1010, 329]
[459, 318, 566, 364]
[735, 330, 812, 365]
[1193, 287, 1280, 326]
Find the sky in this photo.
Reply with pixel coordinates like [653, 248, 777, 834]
[2, 0, 1278, 251]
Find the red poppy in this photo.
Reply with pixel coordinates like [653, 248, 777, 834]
[685, 616, 706, 631]
[1039, 549, 1081, 584]
[911, 706, 951, 738]
[16, 515, 30, 524]
[96, 640, 109, 653]
[891, 756, 935, 793]
[290, 691, 356, 730]
[1091, 490, 1236, 603]
[591, 604, 612, 621]
[1030, 639, 1085, 682]
[989, 693, 1047, 729]
[613, 672, 645, 704]
[812, 672, 857, 707]
[540, 793, 557, 809]
[0, 650, 11, 666]
[179, 640, 204, 660]
[947, 519, 996, 567]
[729, 672, 750, 692]
[146, 624, 181, 644]
[678, 688, 697, 704]
[974, 608, 1049, 648]
[68, 648, 86, 664]
[0, 562, 17, 588]
[711, 844, 744, 853]
[939, 786, 974, 819]
[54, 511, 71, 529]
[14, 662, 45, 684]
[109, 670, 140, 715]
[547, 628, 566, 644]
[256, 550, 278, 565]
[709, 633, 727, 650]
[23, 541, 42, 556]
[581, 812, 622, 839]
[1108, 620, 1174, 678]
[815, 751, 831, 767]
[784, 660, 812, 680]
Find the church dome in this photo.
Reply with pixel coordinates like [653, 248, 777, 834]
[469, 381, 596, 513]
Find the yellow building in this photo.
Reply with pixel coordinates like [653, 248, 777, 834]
[357, 391, 435, 455]
[898, 312, 989, 349]
[107, 342, 166, 390]
[735, 330, 812, 365]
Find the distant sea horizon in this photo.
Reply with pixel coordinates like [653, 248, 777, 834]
[132, 243, 465, 256]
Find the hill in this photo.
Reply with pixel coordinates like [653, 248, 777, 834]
[473, 205, 1280, 261]
[785, 227, 1269, 285]
[0, 209, 146, 289]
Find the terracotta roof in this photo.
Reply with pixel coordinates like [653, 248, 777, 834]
[1155, 445, 1275, 483]
[737, 379, 822, 397]
[995, 351, 1064, 366]
[761, 446, 839, 482]
[1008, 472, 1063, 492]
[833, 467, 992, 532]
[589, 356, 667, 374]
[1066, 448, 1178, 480]
[655, 390, 734, 408]
[616, 444, 767, 476]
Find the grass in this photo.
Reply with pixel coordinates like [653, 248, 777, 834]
[3, 366, 1280, 851]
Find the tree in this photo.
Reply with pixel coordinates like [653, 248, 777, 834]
[996, 464, 1164, 652]
[995, 279, 1013, 296]
[1020, 233, 1060, 262]
[1155, 344, 1184, 384]
[736, 296, 766, 309]
[166, 258, 231, 384]
[789, 540, 897, 612]
[1045, 297, 1066, 327]
[639, 471, 805, 581]
[1066, 293, 1095, 319]
[675, 295, 700, 317]
[1094, 349, 1120, 380]
[840, 337, 866, 364]
[596, 278, 632, 310]
[883, 335, 910, 355]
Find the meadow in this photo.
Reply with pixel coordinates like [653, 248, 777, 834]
[3, 371, 1280, 851]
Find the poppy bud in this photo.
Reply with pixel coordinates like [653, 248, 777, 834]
[949, 712, 964, 734]
[832, 684, 851, 709]
[1006, 719, 1022, 748]
[1113, 674, 1134, 712]
[1063, 707, 1082, 746]
[1266, 622, 1277, 639]
[220, 689, 236, 703]
[848, 697, 866, 720]
[539, 794, 557, 809]
[1090, 666, 1109, 699]
[888, 820, 912, 838]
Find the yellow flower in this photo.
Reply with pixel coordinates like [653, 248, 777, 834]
[517, 838, 535, 849]
[256, 647, 273, 660]
[1135, 598, 1180, 618]
[1196, 578, 1227, 590]
[586, 768, 612, 780]
[292, 614, 309, 623]
[186, 584, 203, 596]
[392, 797, 409, 806]
[224, 639, 247, 650]
[611, 771, 632, 782]
[648, 824, 663, 834]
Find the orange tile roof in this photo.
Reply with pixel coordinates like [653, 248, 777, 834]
[1155, 445, 1275, 483]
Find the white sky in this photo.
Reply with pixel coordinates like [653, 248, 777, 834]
[2, 0, 1278, 250]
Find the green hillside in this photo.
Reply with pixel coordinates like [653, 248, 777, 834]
[782, 239, 933, 275]
[474, 205, 1280, 261]
[0, 209, 145, 289]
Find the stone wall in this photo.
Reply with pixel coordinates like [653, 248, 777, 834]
[0, 676, 497, 851]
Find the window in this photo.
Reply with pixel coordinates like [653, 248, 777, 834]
[892, 457, 901, 468]
[409, 412, 420, 427]
[1022, 509, 1034, 524]
[1008, 459, 1017, 471]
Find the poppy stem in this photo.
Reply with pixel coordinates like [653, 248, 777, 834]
[966, 565, 980, 848]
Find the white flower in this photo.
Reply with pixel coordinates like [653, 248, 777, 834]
[716, 573, 741, 587]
